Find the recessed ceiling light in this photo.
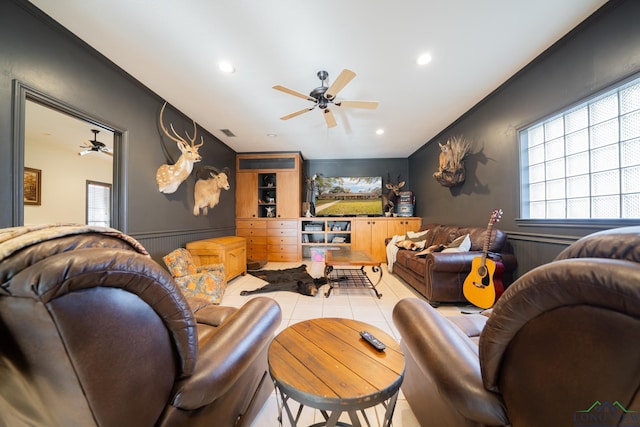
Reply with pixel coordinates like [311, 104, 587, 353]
[417, 53, 432, 66]
[376, 129, 385, 135]
[267, 133, 278, 137]
[218, 61, 235, 73]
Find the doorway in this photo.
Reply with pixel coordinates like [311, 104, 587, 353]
[13, 82, 124, 229]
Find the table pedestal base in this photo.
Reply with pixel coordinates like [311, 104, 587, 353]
[275, 383, 399, 427]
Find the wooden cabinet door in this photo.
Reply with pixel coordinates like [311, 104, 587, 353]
[353, 218, 387, 262]
[369, 219, 388, 262]
[236, 172, 258, 218]
[404, 218, 422, 233]
[386, 219, 406, 237]
[387, 218, 422, 237]
[352, 219, 371, 253]
[276, 170, 300, 218]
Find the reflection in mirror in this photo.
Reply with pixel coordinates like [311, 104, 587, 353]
[24, 99, 114, 226]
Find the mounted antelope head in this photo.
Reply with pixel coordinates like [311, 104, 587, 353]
[193, 166, 231, 216]
[156, 102, 204, 194]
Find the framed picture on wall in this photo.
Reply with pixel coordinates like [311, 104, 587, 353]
[24, 167, 41, 206]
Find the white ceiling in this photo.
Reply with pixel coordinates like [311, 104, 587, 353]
[28, 0, 607, 160]
[26, 100, 114, 159]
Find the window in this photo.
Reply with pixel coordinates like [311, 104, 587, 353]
[86, 180, 111, 227]
[520, 76, 640, 220]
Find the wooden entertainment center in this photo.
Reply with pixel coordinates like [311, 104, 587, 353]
[235, 153, 421, 263]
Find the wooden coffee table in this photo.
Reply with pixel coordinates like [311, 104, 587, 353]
[324, 247, 383, 298]
[268, 318, 404, 427]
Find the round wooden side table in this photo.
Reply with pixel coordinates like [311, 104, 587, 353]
[268, 318, 404, 427]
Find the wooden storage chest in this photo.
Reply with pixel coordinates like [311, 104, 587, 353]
[186, 236, 247, 282]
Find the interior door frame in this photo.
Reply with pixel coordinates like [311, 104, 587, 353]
[12, 80, 127, 230]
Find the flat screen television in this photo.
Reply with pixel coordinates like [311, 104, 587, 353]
[314, 176, 383, 216]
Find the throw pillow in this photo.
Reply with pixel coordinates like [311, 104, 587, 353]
[175, 271, 226, 304]
[163, 248, 197, 277]
[441, 234, 471, 253]
[406, 230, 429, 242]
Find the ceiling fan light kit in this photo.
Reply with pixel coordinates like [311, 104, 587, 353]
[273, 69, 379, 128]
[78, 129, 113, 156]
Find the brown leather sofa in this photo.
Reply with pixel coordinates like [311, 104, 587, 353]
[392, 226, 640, 427]
[0, 225, 281, 427]
[389, 223, 517, 304]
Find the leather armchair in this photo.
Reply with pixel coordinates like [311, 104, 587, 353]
[393, 226, 640, 427]
[0, 225, 282, 427]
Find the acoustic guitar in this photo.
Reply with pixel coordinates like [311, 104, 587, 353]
[463, 209, 503, 309]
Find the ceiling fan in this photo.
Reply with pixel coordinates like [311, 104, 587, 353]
[273, 69, 379, 128]
[79, 129, 112, 156]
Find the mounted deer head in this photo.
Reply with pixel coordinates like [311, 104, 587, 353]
[156, 102, 204, 194]
[382, 174, 405, 214]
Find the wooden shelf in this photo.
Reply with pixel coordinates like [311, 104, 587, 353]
[299, 217, 422, 262]
[301, 219, 353, 258]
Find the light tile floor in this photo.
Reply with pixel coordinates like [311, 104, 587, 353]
[220, 260, 469, 427]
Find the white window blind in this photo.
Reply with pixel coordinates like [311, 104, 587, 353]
[86, 181, 111, 227]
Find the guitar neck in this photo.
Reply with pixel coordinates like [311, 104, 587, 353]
[480, 223, 494, 263]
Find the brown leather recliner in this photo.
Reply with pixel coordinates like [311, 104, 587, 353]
[393, 226, 640, 427]
[0, 225, 282, 427]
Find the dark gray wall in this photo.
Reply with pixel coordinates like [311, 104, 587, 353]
[0, 0, 236, 261]
[409, 0, 640, 275]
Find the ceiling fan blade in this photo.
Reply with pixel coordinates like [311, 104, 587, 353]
[78, 149, 91, 156]
[336, 100, 379, 109]
[280, 106, 315, 120]
[323, 109, 337, 128]
[273, 85, 316, 102]
[325, 69, 356, 100]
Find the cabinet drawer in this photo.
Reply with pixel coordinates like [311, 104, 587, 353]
[237, 220, 267, 229]
[268, 244, 298, 254]
[267, 220, 298, 229]
[267, 228, 298, 237]
[244, 236, 267, 245]
[267, 236, 298, 245]
[247, 248, 267, 260]
[268, 252, 299, 262]
[237, 228, 267, 237]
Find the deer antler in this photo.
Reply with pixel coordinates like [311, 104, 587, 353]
[156, 102, 203, 194]
[160, 102, 203, 148]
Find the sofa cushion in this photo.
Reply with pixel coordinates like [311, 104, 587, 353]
[407, 254, 426, 276]
[441, 234, 471, 253]
[465, 227, 507, 252]
[395, 249, 414, 268]
[430, 226, 460, 246]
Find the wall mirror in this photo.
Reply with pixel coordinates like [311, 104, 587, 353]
[13, 82, 123, 229]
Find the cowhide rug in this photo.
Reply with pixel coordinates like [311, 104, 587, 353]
[241, 264, 328, 297]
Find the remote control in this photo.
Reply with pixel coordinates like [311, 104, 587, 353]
[360, 331, 386, 351]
